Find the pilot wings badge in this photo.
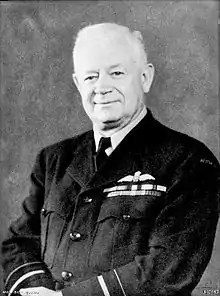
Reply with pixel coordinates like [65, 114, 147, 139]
[117, 171, 155, 182]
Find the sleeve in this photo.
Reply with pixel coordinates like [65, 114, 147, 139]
[61, 147, 220, 296]
[1, 149, 55, 295]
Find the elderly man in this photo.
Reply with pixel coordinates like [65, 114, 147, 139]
[2, 23, 220, 296]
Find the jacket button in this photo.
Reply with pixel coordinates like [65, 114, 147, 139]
[84, 197, 93, 203]
[41, 208, 47, 216]
[122, 214, 131, 220]
[70, 232, 81, 241]
[61, 271, 73, 281]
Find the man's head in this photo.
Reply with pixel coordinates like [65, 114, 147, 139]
[72, 23, 154, 135]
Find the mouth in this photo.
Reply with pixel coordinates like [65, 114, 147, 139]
[94, 101, 118, 105]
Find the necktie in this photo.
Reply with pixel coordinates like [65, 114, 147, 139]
[95, 137, 111, 171]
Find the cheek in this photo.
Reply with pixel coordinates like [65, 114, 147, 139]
[121, 83, 139, 101]
[120, 75, 139, 93]
[81, 88, 93, 104]
[116, 80, 132, 97]
[128, 78, 143, 98]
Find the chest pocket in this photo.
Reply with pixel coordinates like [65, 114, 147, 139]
[40, 189, 73, 267]
[87, 191, 165, 272]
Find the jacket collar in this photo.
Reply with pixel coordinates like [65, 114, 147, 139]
[66, 109, 159, 191]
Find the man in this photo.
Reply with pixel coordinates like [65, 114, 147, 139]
[1, 23, 220, 296]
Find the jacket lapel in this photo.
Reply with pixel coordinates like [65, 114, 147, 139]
[65, 130, 95, 189]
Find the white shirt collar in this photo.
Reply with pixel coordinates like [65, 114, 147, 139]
[93, 107, 147, 154]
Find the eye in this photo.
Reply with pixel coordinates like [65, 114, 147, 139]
[111, 71, 124, 76]
[84, 75, 98, 81]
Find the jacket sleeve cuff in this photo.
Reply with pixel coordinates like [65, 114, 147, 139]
[62, 269, 127, 296]
[4, 261, 55, 295]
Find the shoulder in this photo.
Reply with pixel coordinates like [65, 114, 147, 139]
[141, 108, 219, 174]
[153, 117, 219, 171]
[37, 130, 93, 163]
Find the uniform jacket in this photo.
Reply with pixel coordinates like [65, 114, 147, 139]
[2, 109, 220, 296]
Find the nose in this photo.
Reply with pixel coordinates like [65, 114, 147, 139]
[94, 74, 112, 95]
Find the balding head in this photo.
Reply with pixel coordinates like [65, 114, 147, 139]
[73, 23, 148, 72]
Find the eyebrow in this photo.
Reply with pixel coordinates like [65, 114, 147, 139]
[84, 64, 125, 74]
[109, 64, 124, 69]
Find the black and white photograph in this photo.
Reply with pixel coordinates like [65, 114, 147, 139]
[0, 1, 219, 296]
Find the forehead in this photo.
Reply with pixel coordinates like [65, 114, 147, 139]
[74, 30, 136, 73]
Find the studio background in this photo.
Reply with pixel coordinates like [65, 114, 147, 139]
[0, 1, 219, 294]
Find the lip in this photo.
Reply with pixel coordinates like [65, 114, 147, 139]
[94, 101, 118, 105]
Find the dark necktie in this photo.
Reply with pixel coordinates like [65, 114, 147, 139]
[95, 137, 111, 171]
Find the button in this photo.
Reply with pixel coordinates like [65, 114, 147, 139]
[84, 197, 93, 203]
[70, 232, 81, 241]
[122, 214, 131, 220]
[61, 271, 73, 281]
[41, 208, 47, 216]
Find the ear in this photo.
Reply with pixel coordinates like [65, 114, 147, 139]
[72, 73, 80, 92]
[141, 63, 155, 93]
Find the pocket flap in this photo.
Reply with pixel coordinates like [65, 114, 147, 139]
[42, 190, 73, 219]
[97, 196, 149, 222]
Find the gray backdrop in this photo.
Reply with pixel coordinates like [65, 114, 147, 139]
[1, 1, 219, 294]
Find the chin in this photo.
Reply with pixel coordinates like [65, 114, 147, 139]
[99, 118, 124, 130]
[96, 112, 121, 122]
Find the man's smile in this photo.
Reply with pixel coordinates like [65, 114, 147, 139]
[94, 100, 119, 105]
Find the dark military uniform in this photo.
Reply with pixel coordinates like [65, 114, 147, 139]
[2, 109, 220, 296]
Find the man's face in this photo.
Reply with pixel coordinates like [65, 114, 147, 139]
[73, 32, 152, 131]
